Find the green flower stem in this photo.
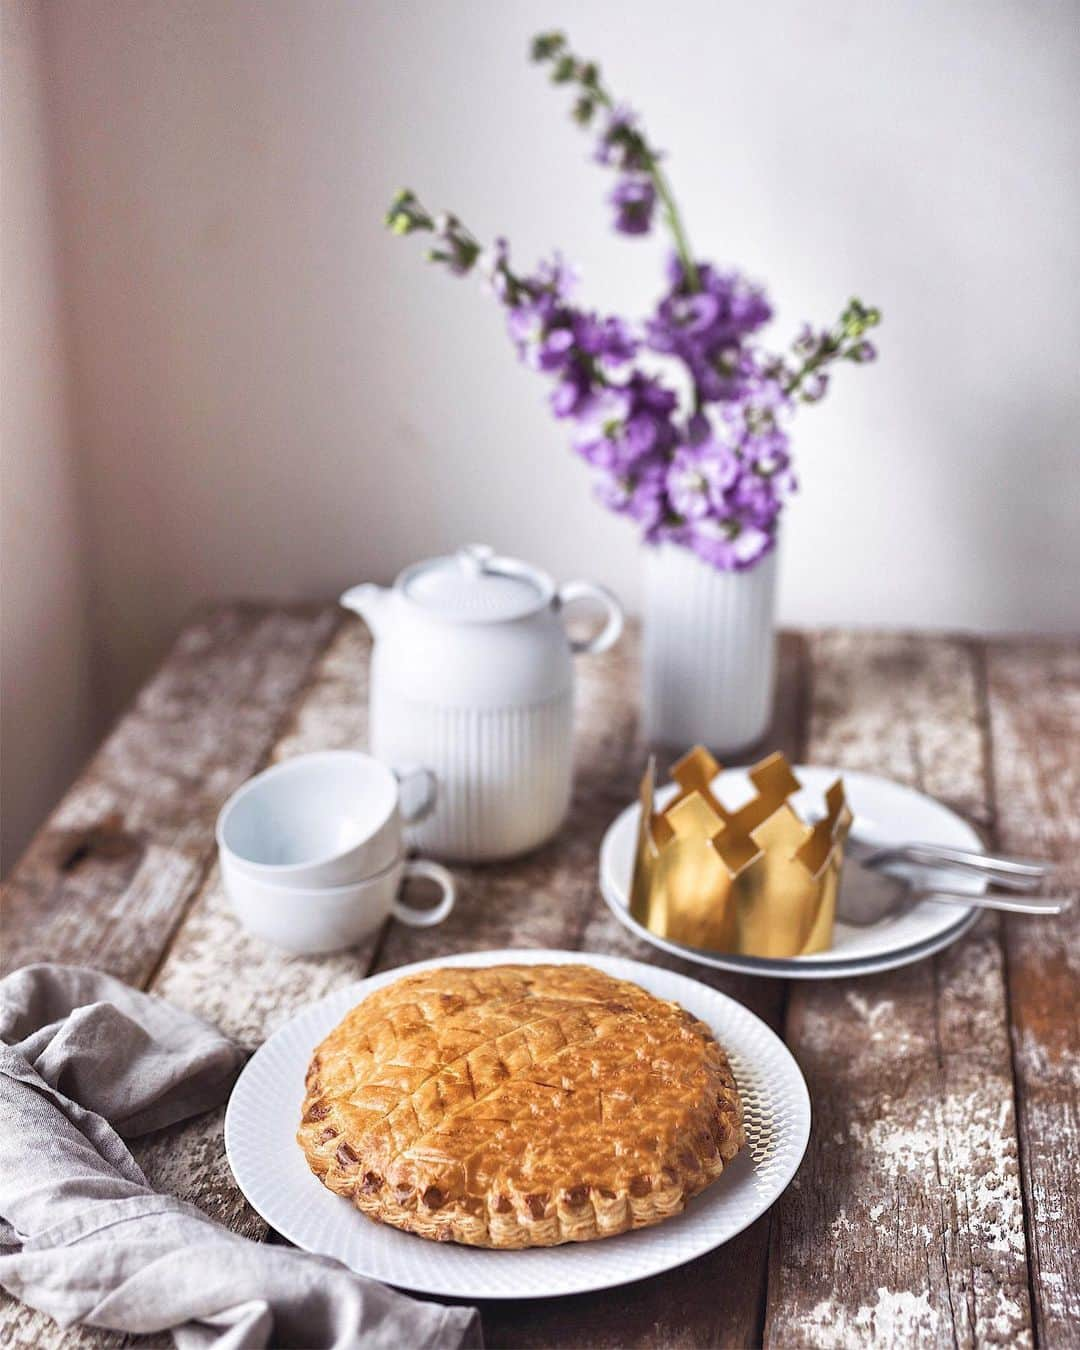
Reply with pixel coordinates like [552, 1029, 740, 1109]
[784, 339, 839, 396]
[648, 156, 699, 292]
[565, 64, 700, 293]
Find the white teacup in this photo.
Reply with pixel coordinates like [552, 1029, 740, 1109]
[216, 750, 435, 887]
[221, 850, 455, 955]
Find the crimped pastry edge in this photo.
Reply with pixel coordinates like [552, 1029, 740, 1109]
[297, 964, 746, 1248]
[301, 1114, 744, 1248]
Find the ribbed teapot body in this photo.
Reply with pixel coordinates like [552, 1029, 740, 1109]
[369, 609, 574, 860]
[344, 545, 623, 862]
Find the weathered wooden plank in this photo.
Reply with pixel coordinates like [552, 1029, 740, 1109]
[0, 604, 339, 985]
[764, 633, 1032, 1349]
[9, 618, 1062, 1350]
[984, 638, 1080, 1347]
[150, 621, 376, 1041]
[0, 623, 380, 1350]
[0, 604, 340, 1350]
[0, 1301, 148, 1350]
[134, 621, 380, 1243]
[134, 621, 806, 1350]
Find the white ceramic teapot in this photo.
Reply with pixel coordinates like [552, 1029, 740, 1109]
[341, 545, 623, 861]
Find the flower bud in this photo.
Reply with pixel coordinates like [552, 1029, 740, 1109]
[530, 31, 566, 62]
[801, 372, 829, 403]
[573, 95, 595, 125]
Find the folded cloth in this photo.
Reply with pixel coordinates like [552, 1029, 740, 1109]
[0, 964, 481, 1350]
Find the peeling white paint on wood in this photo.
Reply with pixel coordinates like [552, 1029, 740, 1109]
[0, 605, 340, 1348]
[3, 614, 1075, 1350]
[766, 633, 1033, 1349]
[1, 606, 338, 984]
[986, 639, 1080, 1344]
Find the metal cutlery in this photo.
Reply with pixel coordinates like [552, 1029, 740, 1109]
[836, 853, 1072, 926]
[843, 831, 1052, 890]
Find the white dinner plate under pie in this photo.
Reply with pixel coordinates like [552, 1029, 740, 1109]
[599, 766, 984, 979]
[225, 948, 810, 1300]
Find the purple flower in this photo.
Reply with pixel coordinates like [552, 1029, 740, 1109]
[536, 326, 576, 372]
[576, 412, 655, 472]
[730, 523, 773, 568]
[647, 260, 773, 405]
[572, 374, 678, 474]
[573, 313, 637, 367]
[479, 237, 510, 298]
[728, 472, 781, 531]
[534, 252, 580, 301]
[610, 176, 656, 235]
[625, 371, 678, 420]
[688, 518, 774, 571]
[594, 106, 650, 171]
[389, 171, 880, 574]
[666, 441, 739, 519]
[595, 457, 668, 537]
[505, 301, 545, 357]
[792, 323, 822, 359]
[800, 371, 829, 403]
[550, 372, 592, 419]
[741, 428, 790, 475]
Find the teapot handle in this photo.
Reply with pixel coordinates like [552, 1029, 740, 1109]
[557, 581, 624, 656]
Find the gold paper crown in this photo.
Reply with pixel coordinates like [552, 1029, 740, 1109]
[630, 746, 851, 958]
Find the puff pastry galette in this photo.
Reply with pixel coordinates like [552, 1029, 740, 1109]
[297, 963, 744, 1248]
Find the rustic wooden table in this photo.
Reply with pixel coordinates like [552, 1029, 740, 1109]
[2, 606, 1077, 1349]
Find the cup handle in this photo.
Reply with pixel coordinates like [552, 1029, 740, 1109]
[392, 860, 456, 928]
[393, 764, 438, 824]
[557, 580, 624, 655]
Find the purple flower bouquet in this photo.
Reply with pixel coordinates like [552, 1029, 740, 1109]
[387, 31, 881, 575]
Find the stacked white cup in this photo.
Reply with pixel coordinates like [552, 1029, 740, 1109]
[216, 751, 455, 955]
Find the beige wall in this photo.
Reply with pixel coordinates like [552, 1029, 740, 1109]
[3, 0, 1079, 864]
[1, 2, 96, 869]
[39, 0, 1080, 736]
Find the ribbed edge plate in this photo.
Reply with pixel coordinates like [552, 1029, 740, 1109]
[224, 949, 810, 1299]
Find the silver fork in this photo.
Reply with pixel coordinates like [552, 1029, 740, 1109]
[843, 831, 1053, 891]
[836, 854, 1072, 926]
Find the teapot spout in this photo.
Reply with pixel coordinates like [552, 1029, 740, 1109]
[340, 583, 392, 637]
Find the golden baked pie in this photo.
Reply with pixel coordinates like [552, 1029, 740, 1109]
[297, 963, 745, 1248]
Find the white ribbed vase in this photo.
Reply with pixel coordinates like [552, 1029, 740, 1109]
[642, 542, 778, 754]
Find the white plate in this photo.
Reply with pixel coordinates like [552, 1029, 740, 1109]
[225, 948, 810, 1300]
[600, 766, 984, 980]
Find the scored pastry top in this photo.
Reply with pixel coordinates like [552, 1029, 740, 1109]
[298, 963, 745, 1248]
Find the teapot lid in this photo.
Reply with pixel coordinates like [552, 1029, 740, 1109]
[398, 544, 554, 624]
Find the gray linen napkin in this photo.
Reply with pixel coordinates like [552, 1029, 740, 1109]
[0, 964, 481, 1349]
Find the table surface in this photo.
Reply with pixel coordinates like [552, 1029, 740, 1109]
[2, 606, 1077, 1350]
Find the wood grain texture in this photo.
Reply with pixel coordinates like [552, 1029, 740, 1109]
[984, 639, 1080, 1347]
[83, 619, 803, 1350]
[0, 604, 340, 1350]
[765, 633, 1033, 1349]
[138, 620, 381, 1242]
[0, 604, 339, 984]
[4, 610, 1076, 1350]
